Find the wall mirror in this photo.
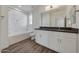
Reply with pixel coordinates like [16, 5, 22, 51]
[40, 5, 76, 27]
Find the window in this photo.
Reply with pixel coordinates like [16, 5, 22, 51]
[29, 13, 32, 24]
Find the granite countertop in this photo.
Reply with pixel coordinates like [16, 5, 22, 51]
[35, 27, 79, 34]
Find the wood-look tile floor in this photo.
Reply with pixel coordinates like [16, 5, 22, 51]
[1, 38, 57, 53]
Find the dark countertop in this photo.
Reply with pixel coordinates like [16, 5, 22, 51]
[35, 27, 79, 34]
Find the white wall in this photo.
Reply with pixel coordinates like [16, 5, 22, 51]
[8, 8, 32, 46]
[26, 13, 33, 33]
[0, 6, 33, 52]
[8, 8, 28, 36]
[1, 6, 29, 51]
[32, 9, 41, 28]
[0, 6, 9, 51]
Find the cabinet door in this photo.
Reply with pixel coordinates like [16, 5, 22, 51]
[35, 30, 48, 47]
[77, 34, 79, 52]
[35, 30, 41, 44]
[40, 31, 49, 47]
[48, 31, 60, 52]
[60, 38, 76, 53]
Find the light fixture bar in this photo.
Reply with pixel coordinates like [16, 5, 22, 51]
[45, 5, 60, 11]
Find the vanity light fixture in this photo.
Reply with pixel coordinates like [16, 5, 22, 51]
[45, 5, 53, 11]
[45, 5, 60, 11]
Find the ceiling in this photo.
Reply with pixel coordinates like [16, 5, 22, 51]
[8, 5, 64, 14]
[8, 5, 42, 13]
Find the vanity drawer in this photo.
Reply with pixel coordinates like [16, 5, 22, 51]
[58, 32, 77, 39]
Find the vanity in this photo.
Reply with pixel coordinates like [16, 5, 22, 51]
[34, 6, 79, 53]
[35, 27, 78, 53]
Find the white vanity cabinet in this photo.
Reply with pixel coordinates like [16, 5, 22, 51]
[48, 31, 60, 52]
[48, 32, 77, 53]
[59, 38, 76, 53]
[35, 30, 49, 47]
[35, 30, 77, 53]
[58, 33, 77, 53]
[49, 32, 77, 53]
